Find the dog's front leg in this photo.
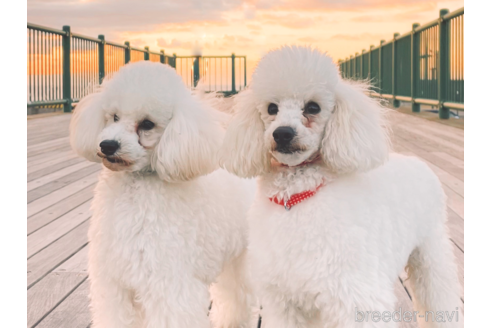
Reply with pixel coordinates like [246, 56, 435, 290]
[89, 276, 140, 328]
[140, 276, 211, 328]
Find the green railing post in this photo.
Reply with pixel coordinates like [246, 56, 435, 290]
[411, 23, 420, 112]
[392, 33, 400, 108]
[62, 26, 72, 113]
[244, 56, 247, 88]
[124, 41, 131, 64]
[231, 53, 236, 93]
[193, 56, 200, 87]
[98, 35, 105, 85]
[172, 53, 177, 69]
[160, 50, 165, 64]
[361, 50, 365, 79]
[348, 55, 352, 78]
[379, 40, 384, 95]
[144, 47, 150, 61]
[355, 53, 359, 78]
[369, 45, 374, 87]
[438, 8, 450, 119]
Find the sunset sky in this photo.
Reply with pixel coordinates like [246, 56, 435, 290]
[27, 0, 464, 79]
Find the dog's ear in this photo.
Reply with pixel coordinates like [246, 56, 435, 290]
[151, 97, 223, 182]
[69, 92, 105, 163]
[219, 89, 270, 178]
[321, 80, 390, 175]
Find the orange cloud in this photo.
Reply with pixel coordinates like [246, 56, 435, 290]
[297, 37, 318, 43]
[247, 24, 262, 31]
[260, 13, 316, 28]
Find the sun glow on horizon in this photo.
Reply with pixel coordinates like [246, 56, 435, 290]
[28, 0, 464, 80]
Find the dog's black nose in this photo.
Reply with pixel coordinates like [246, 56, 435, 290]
[100, 140, 119, 156]
[273, 126, 296, 145]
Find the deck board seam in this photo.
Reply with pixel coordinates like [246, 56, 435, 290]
[27, 218, 91, 260]
[27, 196, 94, 236]
[27, 242, 89, 290]
[27, 167, 101, 204]
[30, 276, 89, 328]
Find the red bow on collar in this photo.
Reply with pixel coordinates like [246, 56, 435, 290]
[269, 184, 323, 211]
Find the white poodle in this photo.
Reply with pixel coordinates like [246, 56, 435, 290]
[70, 61, 254, 328]
[219, 46, 463, 328]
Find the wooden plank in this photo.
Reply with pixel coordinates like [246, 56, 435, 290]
[393, 135, 463, 181]
[394, 279, 418, 328]
[27, 201, 92, 258]
[392, 117, 463, 145]
[28, 157, 85, 182]
[388, 110, 464, 137]
[392, 147, 463, 198]
[27, 137, 70, 153]
[28, 142, 73, 158]
[28, 123, 69, 135]
[27, 171, 99, 218]
[28, 148, 73, 165]
[404, 117, 464, 138]
[447, 208, 464, 251]
[453, 245, 464, 301]
[36, 280, 91, 328]
[53, 245, 88, 274]
[28, 184, 95, 235]
[28, 152, 79, 175]
[27, 272, 87, 328]
[28, 165, 101, 203]
[442, 184, 464, 220]
[28, 221, 89, 288]
[27, 161, 96, 192]
[420, 158, 464, 198]
[392, 126, 463, 161]
[27, 128, 69, 141]
[431, 152, 464, 169]
[27, 113, 71, 127]
[28, 132, 70, 146]
[27, 116, 71, 131]
[394, 123, 463, 152]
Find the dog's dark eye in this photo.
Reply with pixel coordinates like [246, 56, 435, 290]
[304, 102, 321, 115]
[114, 114, 119, 122]
[268, 103, 279, 115]
[139, 119, 155, 131]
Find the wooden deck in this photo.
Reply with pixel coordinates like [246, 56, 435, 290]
[26, 111, 464, 328]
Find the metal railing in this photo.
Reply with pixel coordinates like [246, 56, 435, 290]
[173, 55, 247, 94]
[338, 7, 464, 119]
[27, 23, 246, 113]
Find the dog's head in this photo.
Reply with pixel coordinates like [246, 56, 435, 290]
[70, 61, 223, 182]
[220, 45, 390, 177]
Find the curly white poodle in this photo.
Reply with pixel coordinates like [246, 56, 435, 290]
[219, 46, 463, 328]
[70, 61, 254, 328]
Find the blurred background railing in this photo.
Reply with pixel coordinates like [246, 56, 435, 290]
[27, 23, 246, 114]
[174, 55, 246, 94]
[338, 7, 464, 119]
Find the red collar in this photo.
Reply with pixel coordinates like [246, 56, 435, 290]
[269, 184, 323, 211]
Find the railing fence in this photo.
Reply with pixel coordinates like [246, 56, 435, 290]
[27, 23, 246, 113]
[338, 7, 464, 119]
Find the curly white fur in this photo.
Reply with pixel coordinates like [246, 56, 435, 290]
[220, 46, 463, 328]
[70, 61, 254, 328]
